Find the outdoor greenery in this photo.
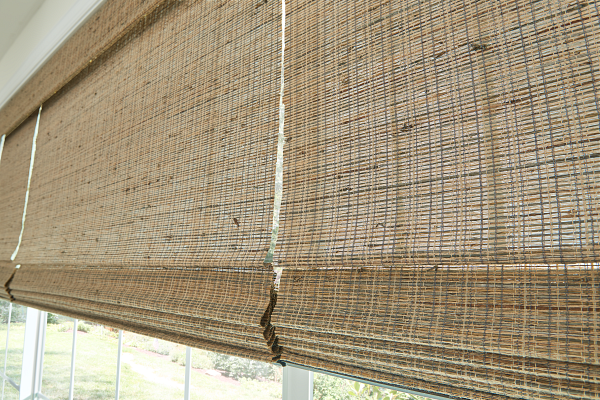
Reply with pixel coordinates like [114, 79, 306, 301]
[47, 313, 61, 325]
[0, 312, 428, 400]
[0, 322, 281, 399]
[123, 332, 281, 382]
[314, 373, 350, 400]
[1, 322, 25, 386]
[314, 373, 429, 400]
[347, 381, 426, 400]
[0, 303, 27, 324]
[211, 352, 280, 381]
[76, 322, 92, 333]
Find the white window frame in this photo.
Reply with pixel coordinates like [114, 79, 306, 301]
[0, 303, 18, 396]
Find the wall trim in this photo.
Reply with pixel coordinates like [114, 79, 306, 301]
[0, 0, 106, 112]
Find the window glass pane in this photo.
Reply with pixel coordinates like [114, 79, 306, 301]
[119, 331, 281, 399]
[119, 332, 185, 398]
[74, 322, 119, 399]
[0, 301, 27, 386]
[41, 314, 75, 399]
[189, 350, 282, 399]
[313, 372, 430, 400]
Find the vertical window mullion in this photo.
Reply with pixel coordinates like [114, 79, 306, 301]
[184, 347, 191, 400]
[19, 307, 45, 400]
[68, 318, 77, 400]
[1, 302, 12, 399]
[35, 312, 47, 396]
[283, 366, 313, 400]
[115, 330, 123, 400]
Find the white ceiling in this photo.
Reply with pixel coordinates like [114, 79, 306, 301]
[0, 0, 46, 61]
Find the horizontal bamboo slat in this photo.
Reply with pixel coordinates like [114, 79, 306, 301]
[11, 263, 275, 362]
[275, 266, 600, 399]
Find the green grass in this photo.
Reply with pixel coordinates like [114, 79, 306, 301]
[0, 324, 281, 399]
[2, 384, 19, 400]
[0, 323, 25, 384]
[0, 322, 424, 400]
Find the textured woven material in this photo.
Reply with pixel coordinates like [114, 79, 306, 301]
[274, 266, 599, 399]
[15, 0, 280, 266]
[0, 114, 37, 261]
[9, 0, 282, 361]
[0, 0, 174, 138]
[276, 0, 600, 266]
[10, 264, 275, 361]
[271, 0, 600, 399]
[0, 0, 599, 398]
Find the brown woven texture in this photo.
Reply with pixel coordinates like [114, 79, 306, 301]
[0, 114, 36, 260]
[8, 0, 282, 362]
[10, 264, 275, 361]
[271, 0, 600, 399]
[15, 0, 280, 267]
[274, 266, 600, 399]
[276, 0, 600, 266]
[0, 0, 175, 139]
[1, 0, 599, 397]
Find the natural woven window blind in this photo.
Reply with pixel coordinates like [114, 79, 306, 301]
[0, 114, 37, 261]
[0, 113, 38, 301]
[0, 0, 599, 399]
[270, 1, 600, 398]
[3, 0, 282, 362]
[0, 0, 175, 139]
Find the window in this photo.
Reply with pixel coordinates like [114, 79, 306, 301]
[0, 300, 440, 400]
[0, 302, 26, 400]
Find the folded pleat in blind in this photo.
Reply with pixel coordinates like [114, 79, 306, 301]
[271, 0, 600, 398]
[0, 0, 598, 397]
[8, 0, 282, 360]
[0, 262, 16, 301]
[0, 114, 37, 261]
[273, 266, 599, 399]
[10, 264, 275, 360]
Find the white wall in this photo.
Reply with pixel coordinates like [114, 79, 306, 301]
[0, 0, 105, 113]
[0, 0, 46, 63]
[0, 0, 78, 90]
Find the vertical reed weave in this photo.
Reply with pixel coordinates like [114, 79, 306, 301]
[0, 0, 598, 398]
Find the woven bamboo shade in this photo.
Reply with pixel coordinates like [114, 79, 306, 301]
[276, 0, 600, 267]
[7, 0, 282, 361]
[0, 114, 37, 261]
[12, 0, 283, 268]
[0, 0, 598, 398]
[10, 264, 275, 361]
[270, 0, 600, 399]
[273, 266, 599, 399]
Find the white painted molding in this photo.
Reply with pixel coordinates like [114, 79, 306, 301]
[0, 0, 106, 111]
[283, 366, 313, 400]
[19, 308, 46, 400]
